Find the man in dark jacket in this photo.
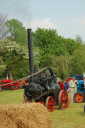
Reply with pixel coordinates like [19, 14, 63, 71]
[64, 78, 70, 107]
[64, 78, 70, 93]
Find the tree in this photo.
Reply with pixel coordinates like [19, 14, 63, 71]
[11, 60, 29, 80]
[64, 38, 79, 55]
[11, 46, 40, 80]
[69, 46, 85, 75]
[75, 35, 82, 46]
[0, 39, 28, 79]
[50, 54, 71, 79]
[33, 28, 67, 56]
[0, 13, 9, 39]
[5, 19, 27, 45]
[32, 28, 68, 68]
[0, 61, 6, 77]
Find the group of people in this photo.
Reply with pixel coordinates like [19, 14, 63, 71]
[63, 76, 78, 103]
[63, 76, 85, 103]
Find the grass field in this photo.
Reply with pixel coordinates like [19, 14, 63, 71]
[0, 89, 85, 128]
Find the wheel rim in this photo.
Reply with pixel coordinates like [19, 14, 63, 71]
[46, 96, 55, 112]
[59, 90, 69, 109]
[75, 94, 83, 103]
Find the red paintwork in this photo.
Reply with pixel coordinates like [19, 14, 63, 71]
[46, 96, 55, 112]
[58, 81, 64, 90]
[59, 90, 69, 109]
[67, 77, 72, 83]
[1, 79, 20, 90]
[75, 93, 83, 103]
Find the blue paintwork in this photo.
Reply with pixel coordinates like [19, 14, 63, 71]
[77, 80, 85, 93]
[75, 75, 83, 80]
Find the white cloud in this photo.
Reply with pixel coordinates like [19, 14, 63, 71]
[23, 18, 57, 31]
[23, 16, 85, 41]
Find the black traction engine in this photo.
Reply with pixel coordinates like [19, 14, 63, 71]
[24, 29, 69, 112]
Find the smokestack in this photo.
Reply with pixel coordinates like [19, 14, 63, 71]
[27, 29, 33, 82]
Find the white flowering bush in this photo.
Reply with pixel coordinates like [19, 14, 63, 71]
[0, 39, 28, 59]
[33, 47, 40, 64]
[0, 39, 40, 79]
[0, 39, 29, 79]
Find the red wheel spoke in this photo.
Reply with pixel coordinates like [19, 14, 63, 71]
[46, 96, 55, 112]
[61, 102, 66, 108]
[61, 93, 64, 97]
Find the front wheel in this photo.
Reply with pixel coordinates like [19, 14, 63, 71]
[74, 92, 84, 103]
[46, 96, 55, 112]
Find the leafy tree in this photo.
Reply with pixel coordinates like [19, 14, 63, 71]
[50, 54, 71, 79]
[11, 60, 29, 80]
[5, 19, 27, 45]
[69, 46, 85, 75]
[0, 60, 6, 77]
[12, 46, 40, 80]
[75, 35, 82, 46]
[0, 13, 9, 39]
[32, 28, 80, 69]
[64, 38, 79, 55]
[0, 39, 28, 79]
[33, 46, 40, 65]
[33, 28, 67, 56]
[32, 28, 68, 68]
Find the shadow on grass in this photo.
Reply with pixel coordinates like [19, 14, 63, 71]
[76, 110, 85, 116]
[54, 106, 64, 110]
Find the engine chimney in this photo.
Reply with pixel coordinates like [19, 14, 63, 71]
[27, 29, 33, 82]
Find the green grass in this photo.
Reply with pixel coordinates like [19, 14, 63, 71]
[51, 103, 85, 128]
[0, 89, 85, 128]
[0, 89, 24, 105]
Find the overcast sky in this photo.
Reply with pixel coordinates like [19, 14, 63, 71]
[0, 0, 85, 41]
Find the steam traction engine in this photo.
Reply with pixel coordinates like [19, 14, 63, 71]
[24, 29, 69, 112]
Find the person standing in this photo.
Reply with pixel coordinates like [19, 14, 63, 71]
[69, 76, 78, 103]
[63, 78, 70, 93]
[63, 78, 70, 107]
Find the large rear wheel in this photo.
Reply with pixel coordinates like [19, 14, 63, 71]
[58, 90, 69, 109]
[74, 92, 84, 103]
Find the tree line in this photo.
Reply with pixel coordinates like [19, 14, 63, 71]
[0, 13, 85, 80]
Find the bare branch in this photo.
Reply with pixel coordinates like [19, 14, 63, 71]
[0, 13, 9, 39]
